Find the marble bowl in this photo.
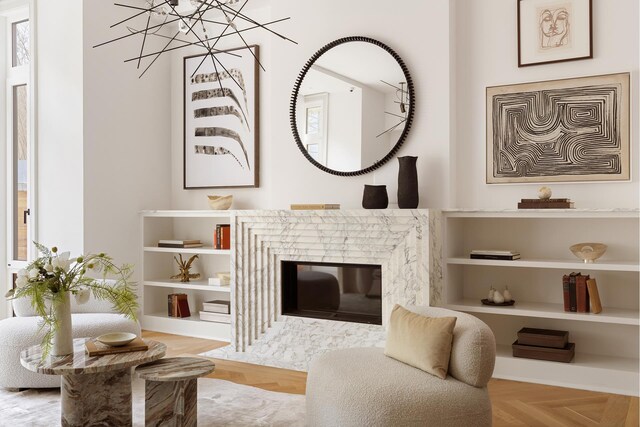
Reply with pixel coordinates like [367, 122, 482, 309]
[570, 242, 607, 263]
[96, 332, 137, 347]
[208, 195, 233, 210]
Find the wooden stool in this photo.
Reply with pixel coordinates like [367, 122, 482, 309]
[136, 357, 215, 427]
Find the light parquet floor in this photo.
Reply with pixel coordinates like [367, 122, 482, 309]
[142, 331, 638, 426]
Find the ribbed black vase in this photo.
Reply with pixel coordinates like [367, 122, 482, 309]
[397, 156, 419, 208]
[362, 185, 389, 209]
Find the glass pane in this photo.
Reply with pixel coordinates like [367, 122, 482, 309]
[13, 85, 28, 261]
[12, 20, 30, 67]
[306, 106, 321, 135]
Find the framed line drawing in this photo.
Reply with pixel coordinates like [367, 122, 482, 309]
[518, 0, 592, 67]
[486, 73, 630, 184]
[184, 45, 259, 189]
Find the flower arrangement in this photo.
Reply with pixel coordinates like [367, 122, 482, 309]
[6, 243, 138, 357]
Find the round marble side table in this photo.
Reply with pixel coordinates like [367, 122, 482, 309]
[20, 338, 166, 427]
[136, 357, 215, 427]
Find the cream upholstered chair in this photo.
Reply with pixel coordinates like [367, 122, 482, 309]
[0, 281, 140, 389]
[306, 306, 496, 427]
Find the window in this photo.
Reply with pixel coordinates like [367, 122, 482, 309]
[12, 19, 29, 67]
[302, 93, 329, 164]
[12, 84, 28, 260]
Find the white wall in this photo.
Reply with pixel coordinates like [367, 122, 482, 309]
[327, 89, 361, 171]
[82, 1, 172, 274]
[454, 0, 639, 208]
[36, 0, 84, 253]
[170, 0, 453, 209]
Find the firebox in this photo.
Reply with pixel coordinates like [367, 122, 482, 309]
[281, 261, 382, 325]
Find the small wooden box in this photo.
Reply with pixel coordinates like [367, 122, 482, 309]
[517, 327, 569, 349]
[512, 340, 575, 363]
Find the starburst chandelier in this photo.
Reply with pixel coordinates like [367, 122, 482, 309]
[94, 0, 296, 81]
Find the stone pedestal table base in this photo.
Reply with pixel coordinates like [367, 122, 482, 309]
[61, 368, 132, 427]
[145, 378, 197, 427]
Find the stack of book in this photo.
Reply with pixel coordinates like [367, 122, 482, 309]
[200, 299, 231, 323]
[512, 327, 575, 363]
[517, 198, 574, 209]
[290, 203, 340, 210]
[470, 250, 521, 260]
[208, 271, 231, 287]
[158, 239, 203, 248]
[213, 224, 231, 250]
[167, 293, 191, 318]
[562, 273, 602, 313]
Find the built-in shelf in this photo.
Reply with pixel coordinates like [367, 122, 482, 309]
[142, 312, 231, 341]
[140, 210, 233, 218]
[445, 299, 639, 325]
[144, 280, 231, 293]
[144, 246, 231, 255]
[446, 257, 640, 272]
[494, 344, 639, 396]
[443, 209, 640, 219]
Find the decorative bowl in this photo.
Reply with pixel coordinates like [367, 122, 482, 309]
[207, 195, 233, 210]
[96, 332, 137, 347]
[570, 242, 607, 263]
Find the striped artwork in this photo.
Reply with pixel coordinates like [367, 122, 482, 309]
[184, 45, 259, 188]
[486, 73, 630, 183]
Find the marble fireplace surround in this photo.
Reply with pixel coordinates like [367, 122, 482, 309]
[229, 209, 442, 353]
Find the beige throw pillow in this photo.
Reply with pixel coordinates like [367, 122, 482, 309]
[384, 304, 457, 379]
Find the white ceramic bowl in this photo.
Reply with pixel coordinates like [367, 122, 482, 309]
[570, 242, 607, 263]
[208, 195, 233, 210]
[96, 332, 137, 347]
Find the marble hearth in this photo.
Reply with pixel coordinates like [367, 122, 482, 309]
[208, 209, 442, 370]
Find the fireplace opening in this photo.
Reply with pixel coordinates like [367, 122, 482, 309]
[281, 261, 382, 325]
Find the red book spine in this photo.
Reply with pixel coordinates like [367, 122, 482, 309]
[576, 274, 590, 313]
[221, 225, 231, 250]
[562, 275, 570, 312]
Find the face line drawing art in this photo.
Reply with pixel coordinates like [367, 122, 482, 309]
[539, 6, 570, 49]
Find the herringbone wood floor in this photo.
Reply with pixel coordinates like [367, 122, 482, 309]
[142, 331, 639, 426]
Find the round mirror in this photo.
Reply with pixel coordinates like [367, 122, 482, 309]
[290, 36, 415, 176]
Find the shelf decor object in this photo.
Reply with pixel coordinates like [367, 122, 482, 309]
[487, 73, 630, 184]
[518, 0, 592, 67]
[481, 299, 515, 307]
[184, 45, 259, 189]
[171, 254, 200, 282]
[362, 185, 389, 209]
[207, 195, 233, 210]
[94, 0, 295, 79]
[570, 242, 607, 263]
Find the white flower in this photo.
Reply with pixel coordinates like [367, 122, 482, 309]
[52, 252, 73, 271]
[15, 276, 28, 288]
[28, 268, 39, 279]
[45, 264, 54, 273]
[74, 288, 91, 305]
[17, 268, 28, 278]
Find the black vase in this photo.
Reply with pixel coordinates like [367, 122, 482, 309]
[397, 156, 419, 208]
[362, 185, 389, 209]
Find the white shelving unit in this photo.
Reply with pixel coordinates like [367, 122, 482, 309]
[441, 209, 639, 396]
[140, 210, 234, 341]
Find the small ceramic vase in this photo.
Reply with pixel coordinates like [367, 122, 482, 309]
[362, 185, 389, 209]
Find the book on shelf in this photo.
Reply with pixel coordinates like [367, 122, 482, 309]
[586, 278, 602, 314]
[518, 201, 574, 209]
[85, 337, 148, 357]
[199, 311, 231, 323]
[290, 203, 341, 210]
[568, 272, 579, 312]
[202, 300, 231, 314]
[168, 293, 191, 318]
[562, 274, 571, 312]
[470, 250, 520, 256]
[519, 198, 571, 203]
[576, 274, 590, 313]
[158, 243, 204, 248]
[158, 239, 202, 245]
[470, 254, 521, 260]
[213, 224, 231, 250]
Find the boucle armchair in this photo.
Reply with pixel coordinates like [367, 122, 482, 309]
[0, 281, 140, 389]
[306, 306, 496, 427]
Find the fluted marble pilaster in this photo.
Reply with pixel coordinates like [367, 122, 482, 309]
[230, 209, 442, 352]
